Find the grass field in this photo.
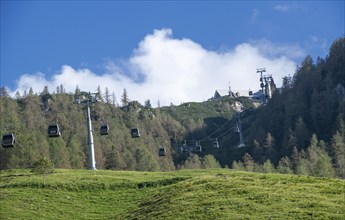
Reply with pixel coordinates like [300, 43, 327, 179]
[0, 169, 344, 219]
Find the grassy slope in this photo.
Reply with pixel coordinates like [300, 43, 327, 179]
[0, 169, 344, 219]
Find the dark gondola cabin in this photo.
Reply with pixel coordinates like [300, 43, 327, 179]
[213, 140, 219, 148]
[2, 133, 15, 148]
[131, 128, 140, 138]
[48, 124, 61, 137]
[195, 145, 202, 152]
[234, 125, 240, 133]
[181, 145, 188, 153]
[158, 147, 166, 156]
[100, 124, 109, 135]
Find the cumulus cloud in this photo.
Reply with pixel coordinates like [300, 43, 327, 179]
[11, 28, 299, 106]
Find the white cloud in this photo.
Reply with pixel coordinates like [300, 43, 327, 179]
[274, 5, 291, 12]
[306, 36, 329, 57]
[11, 28, 298, 106]
[273, 3, 302, 12]
[249, 39, 306, 59]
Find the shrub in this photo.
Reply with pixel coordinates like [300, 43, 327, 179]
[31, 158, 54, 184]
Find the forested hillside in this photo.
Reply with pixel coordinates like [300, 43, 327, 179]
[235, 37, 345, 178]
[1, 37, 344, 178]
[0, 85, 248, 171]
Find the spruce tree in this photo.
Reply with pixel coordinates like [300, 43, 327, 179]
[202, 154, 221, 169]
[242, 153, 255, 172]
[183, 154, 202, 169]
[307, 134, 335, 177]
[121, 89, 129, 107]
[262, 159, 275, 173]
[331, 131, 345, 178]
[277, 156, 293, 174]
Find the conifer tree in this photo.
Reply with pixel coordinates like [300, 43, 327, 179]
[29, 87, 34, 96]
[144, 99, 152, 109]
[262, 159, 275, 173]
[105, 87, 110, 104]
[112, 91, 117, 107]
[295, 158, 310, 176]
[307, 134, 335, 177]
[331, 131, 345, 178]
[294, 117, 310, 149]
[277, 156, 293, 174]
[135, 148, 159, 171]
[243, 153, 255, 172]
[291, 146, 299, 172]
[74, 85, 81, 99]
[121, 89, 129, 107]
[0, 87, 9, 97]
[232, 160, 244, 170]
[69, 138, 85, 169]
[105, 146, 125, 170]
[252, 139, 264, 163]
[263, 133, 277, 162]
[96, 86, 104, 102]
[202, 154, 221, 169]
[15, 91, 21, 99]
[183, 154, 202, 169]
[59, 84, 65, 94]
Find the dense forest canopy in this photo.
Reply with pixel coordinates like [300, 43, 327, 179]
[1, 37, 344, 178]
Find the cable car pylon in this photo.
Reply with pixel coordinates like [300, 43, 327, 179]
[237, 112, 245, 148]
[75, 92, 98, 170]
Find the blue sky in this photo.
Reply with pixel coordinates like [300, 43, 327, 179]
[1, 1, 344, 105]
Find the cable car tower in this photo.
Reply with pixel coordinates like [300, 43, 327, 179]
[233, 100, 245, 148]
[236, 112, 245, 148]
[257, 68, 275, 104]
[74, 92, 99, 170]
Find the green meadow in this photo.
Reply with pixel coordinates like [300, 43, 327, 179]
[0, 169, 344, 219]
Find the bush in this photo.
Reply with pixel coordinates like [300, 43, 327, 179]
[31, 158, 54, 176]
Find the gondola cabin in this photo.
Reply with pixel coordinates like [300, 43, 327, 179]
[234, 125, 240, 133]
[47, 124, 61, 137]
[213, 140, 219, 148]
[131, 128, 140, 138]
[181, 145, 188, 153]
[100, 124, 109, 135]
[2, 133, 15, 148]
[195, 145, 202, 152]
[158, 147, 166, 157]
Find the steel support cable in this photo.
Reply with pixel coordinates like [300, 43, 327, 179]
[174, 117, 239, 146]
[175, 121, 238, 146]
[199, 119, 232, 141]
[195, 123, 238, 143]
[212, 123, 238, 140]
[200, 119, 237, 142]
